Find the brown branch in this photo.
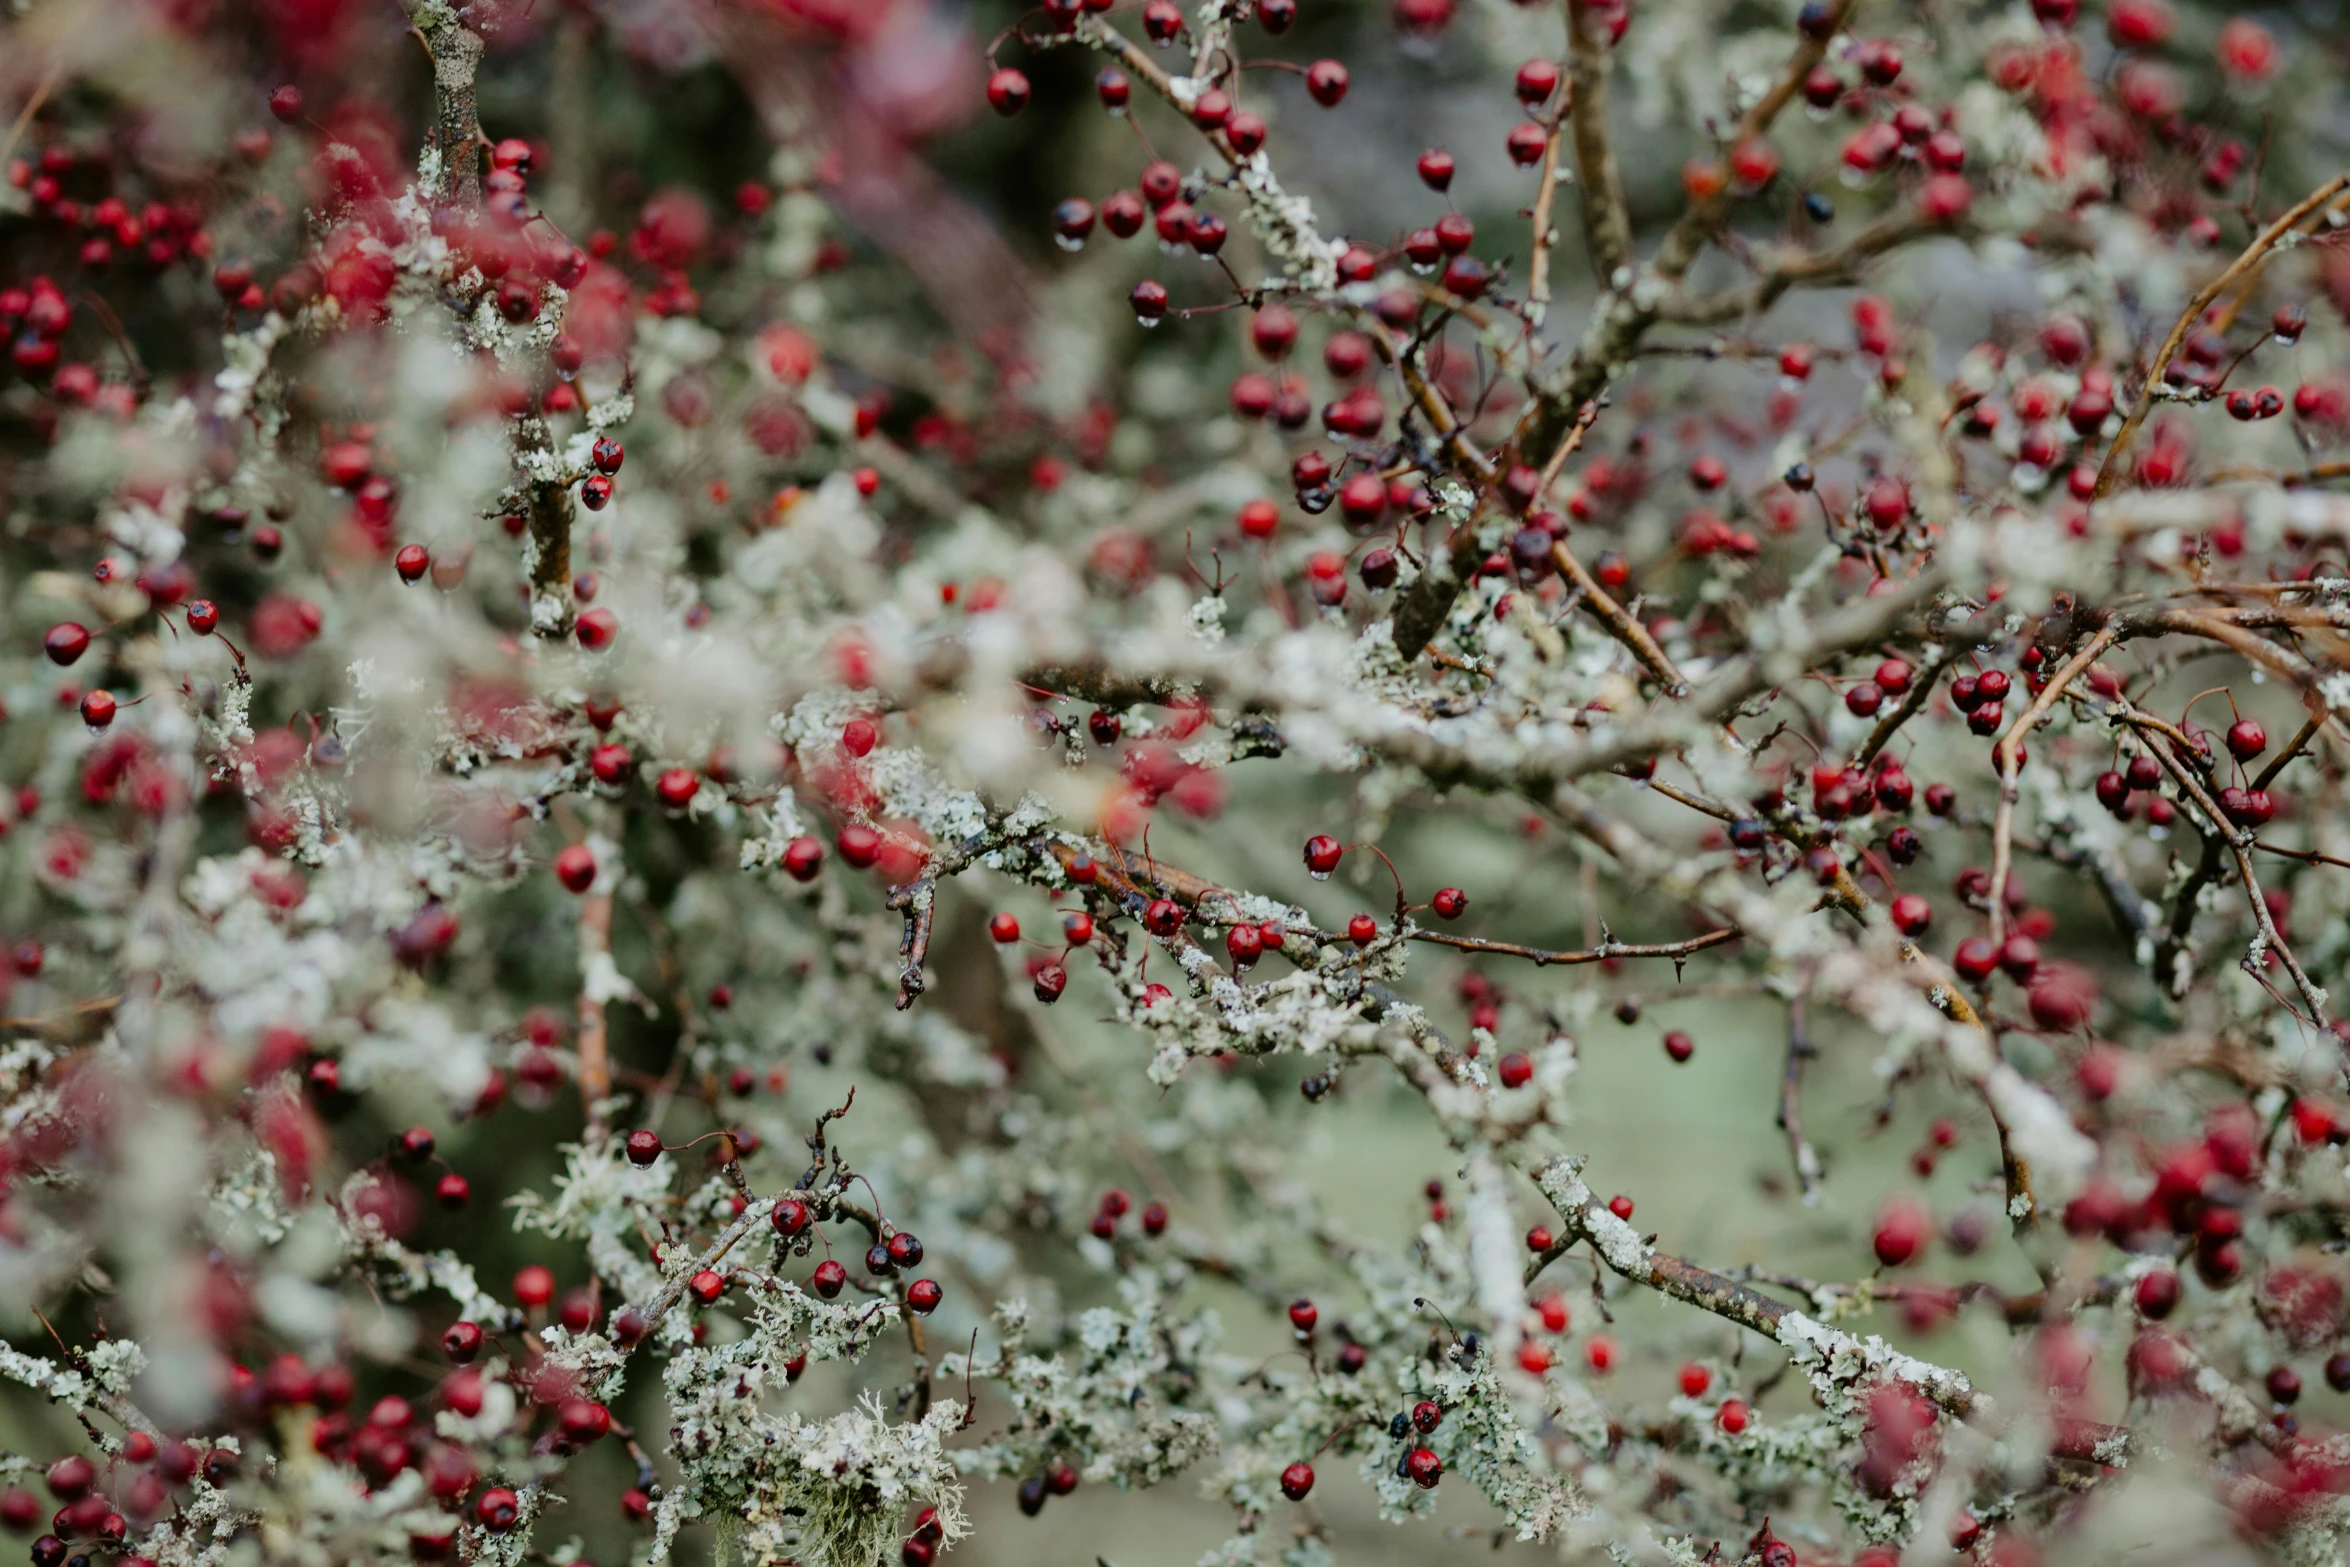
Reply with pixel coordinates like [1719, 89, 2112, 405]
[405, 1, 486, 203]
[0, 52, 65, 173]
[2093, 173, 2350, 499]
[2253, 711, 2324, 792]
[1562, 0, 1631, 284]
[2115, 700, 2329, 1025]
[1853, 646, 1956, 768]
[1526, 105, 1570, 326]
[2254, 840, 2350, 873]
[886, 879, 936, 1010]
[1656, 209, 1931, 327]
[1552, 539, 1690, 696]
[1408, 926, 1738, 967]
[1989, 624, 2121, 945]
[1649, 0, 1862, 284]
[1522, 1158, 2136, 1458]
[516, 416, 576, 638]
[1376, 564, 1948, 791]
[2203, 460, 2350, 487]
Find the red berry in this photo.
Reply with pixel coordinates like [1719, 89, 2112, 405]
[656, 768, 701, 809]
[1679, 1362, 1711, 1396]
[1102, 190, 1146, 238]
[986, 69, 1031, 116]
[907, 1279, 943, 1314]
[1728, 136, 1779, 188]
[2109, 0, 2172, 49]
[1514, 58, 1560, 105]
[1431, 887, 1467, 919]
[1872, 1198, 1929, 1267]
[1279, 1461, 1314, 1500]
[783, 836, 824, 880]
[625, 1129, 663, 1166]
[574, 608, 618, 650]
[1287, 1297, 1318, 1333]
[1303, 834, 1343, 876]
[1890, 894, 1931, 936]
[1864, 476, 1909, 531]
[1305, 59, 1350, 106]
[1250, 311, 1298, 366]
[1717, 1398, 1749, 1433]
[394, 544, 429, 583]
[1663, 1030, 1695, 1063]
[1417, 148, 1455, 190]
[687, 1268, 726, 1305]
[1917, 174, 1972, 224]
[1405, 1447, 1443, 1488]
[475, 1488, 520, 1531]
[1498, 1052, 1533, 1088]
[837, 823, 881, 868]
[554, 843, 597, 894]
[43, 622, 89, 666]
[514, 1264, 556, 1308]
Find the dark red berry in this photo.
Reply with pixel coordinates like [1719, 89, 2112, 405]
[986, 69, 1031, 116]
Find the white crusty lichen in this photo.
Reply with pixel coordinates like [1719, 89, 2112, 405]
[660, 1382, 966, 1567]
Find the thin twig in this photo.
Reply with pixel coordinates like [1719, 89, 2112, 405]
[1562, 0, 1631, 284]
[2115, 700, 2329, 1026]
[1409, 926, 1738, 967]
[1525, 106, 1569, 327]
[1552, 540, 1689, 696]
[2093, 173, 2350, 499]
[1989, 623, 2120, 945]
